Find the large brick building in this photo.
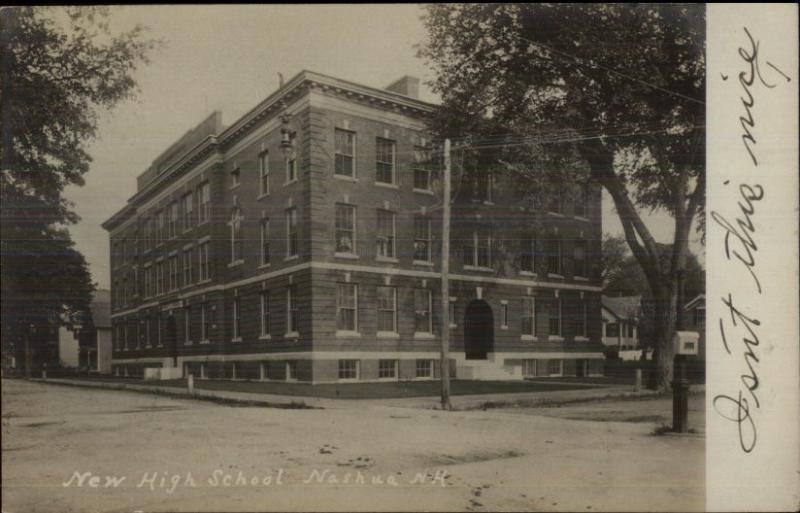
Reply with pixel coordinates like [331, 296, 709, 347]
[102, 71, 605, 383]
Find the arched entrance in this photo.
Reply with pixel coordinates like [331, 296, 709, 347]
[464, 299, 494, 360]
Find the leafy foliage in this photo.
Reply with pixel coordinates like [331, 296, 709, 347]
[420, 4, 706, 389]
[1, 7, 157, 368]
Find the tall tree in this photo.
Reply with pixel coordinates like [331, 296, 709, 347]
[0, 7, 157, 375]
[419, 4, 705, 390]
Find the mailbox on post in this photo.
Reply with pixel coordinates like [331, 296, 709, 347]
[673, 331, 700, 356]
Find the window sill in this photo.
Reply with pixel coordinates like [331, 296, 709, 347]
[574, 276, 590, 281]
[413, 260, 434, 267]
[259, 334, 272, 341]
[334, 252, 358, 260]
[197, 278, 213, 286]
[519, 270, 537, 277]
[574, 336, 589, 342]
[230, 183, 241, 191]
[333, 174, 358, 182]
[449, 324, 457, 329]
[413, 332, 435, 340]
[574, 215, 590, 222]
[463, 265, 493, 273]
[548, 211, 566, 217]
[200, 340, 210, 344]
[257, 193, 269, 201]
[547, 273, 564, 279]
[284, 255, 300, 262]
[258, 263, 272, 270]
[501, 325, 509, 331]
[548, 336, 565, 342]
[374, 181, 399, 189]
[377, 331, 399, 339]
[413, 188, 434, 195]
[184, 341, 192, 346]
[337, 377, 360, 383]
[521, 335, 536, 341]
[376, 256, 399, 263]
[285, 331, 299, 339]
[335, 330, 361, 338]
[283, 179, 298, 187]
[231, 337, 242, 343]
[228, 260, 244, 268]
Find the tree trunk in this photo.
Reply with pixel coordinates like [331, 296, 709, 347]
[650, 284, 678, 391]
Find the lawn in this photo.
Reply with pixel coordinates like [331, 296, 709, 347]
[140, 377, 612, 399]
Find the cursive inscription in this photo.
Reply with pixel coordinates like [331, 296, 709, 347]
[712, 26, 790, 454]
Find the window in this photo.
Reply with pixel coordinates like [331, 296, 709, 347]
[286, 361, 298, 381]
[156, 316, 162, 347]
[574, 183, 590, 218]
[338, 359, 359, 380]
[334, 129, 355, 177]
[145, 317, 151, 347]
[229, 208, 243, 263]
[336, 283, 358, 332]
[376, 286, 397, 333]
[521, 297, 536, 337]
[260, 290, 271, 338]
[259, 151, 270, 195]
[200, 303, 210, 341]
[413, 146, 432, 190]
[414, 288, 433, 334]
[627, 323, 635, 338]
[198, 182, 210, 224]
[286, 153, 297, 183]
[548, 359, 563, 376]
[379, 359, 398, 379]
[549, 298, 562, 337]
[546, 238, 563, 275]
[156, 210, 166, 245]
[143, 267, 151, 298]
[548, 192, 563, 214]
[520, 237, 537, 273]
[413, 216, 432, 262]
[375, 137, 395, 184]
[502, 303, 509, 329]
[287, 285, 298, 334]
[182, 192, 194, 231]
[334, 203, 356, 255]
[286, 207, 298, 257]
[143, 221, 151, 252]
[522, 359, 539, 377]
[448, 299, 457, 328]
[231, 161, 240, 188]
[232, 296, 241, 340]
[606, 322, 620, 338]
[260, 217, 270, 266]
[197, 241, 210, 281]
[169, 255, 179, 291]
[376, 209, 395, 258]
[169, 202, 179, 238]
[575, 300, 588, 337]
[182, 248, 193, 286]
[574, 240, 588, 278]
[464, 230, 492, 268]
[475, 172, 494, 203]
[156, 261, 165, 295]
[416, 359, 433, 378]
[184, 307, 191, 344]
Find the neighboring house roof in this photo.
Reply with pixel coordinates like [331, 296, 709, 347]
[601, 295, 642, 321]
[90, 289, 111, 329]
[685, 293, 705, 311]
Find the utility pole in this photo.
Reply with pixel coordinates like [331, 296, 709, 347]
[439, 139, 452, 411]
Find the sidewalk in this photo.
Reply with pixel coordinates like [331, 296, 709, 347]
[33, 377, 688, 412]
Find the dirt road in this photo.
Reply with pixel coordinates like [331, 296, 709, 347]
[1, 379, 704, 512]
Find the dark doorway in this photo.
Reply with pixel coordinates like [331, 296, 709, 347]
[576, 359, 587, 377]
[166, 314, 178, 367]
[464, 299, 494, 360]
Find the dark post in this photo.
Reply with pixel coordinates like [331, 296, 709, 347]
[672, 353, 690, 432]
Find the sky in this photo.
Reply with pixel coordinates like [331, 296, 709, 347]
[62, 5, 700, 290]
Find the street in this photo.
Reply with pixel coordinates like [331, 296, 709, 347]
[1, 379, 704, 512]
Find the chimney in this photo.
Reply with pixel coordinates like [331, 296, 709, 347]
[385, 75, 420, 99]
